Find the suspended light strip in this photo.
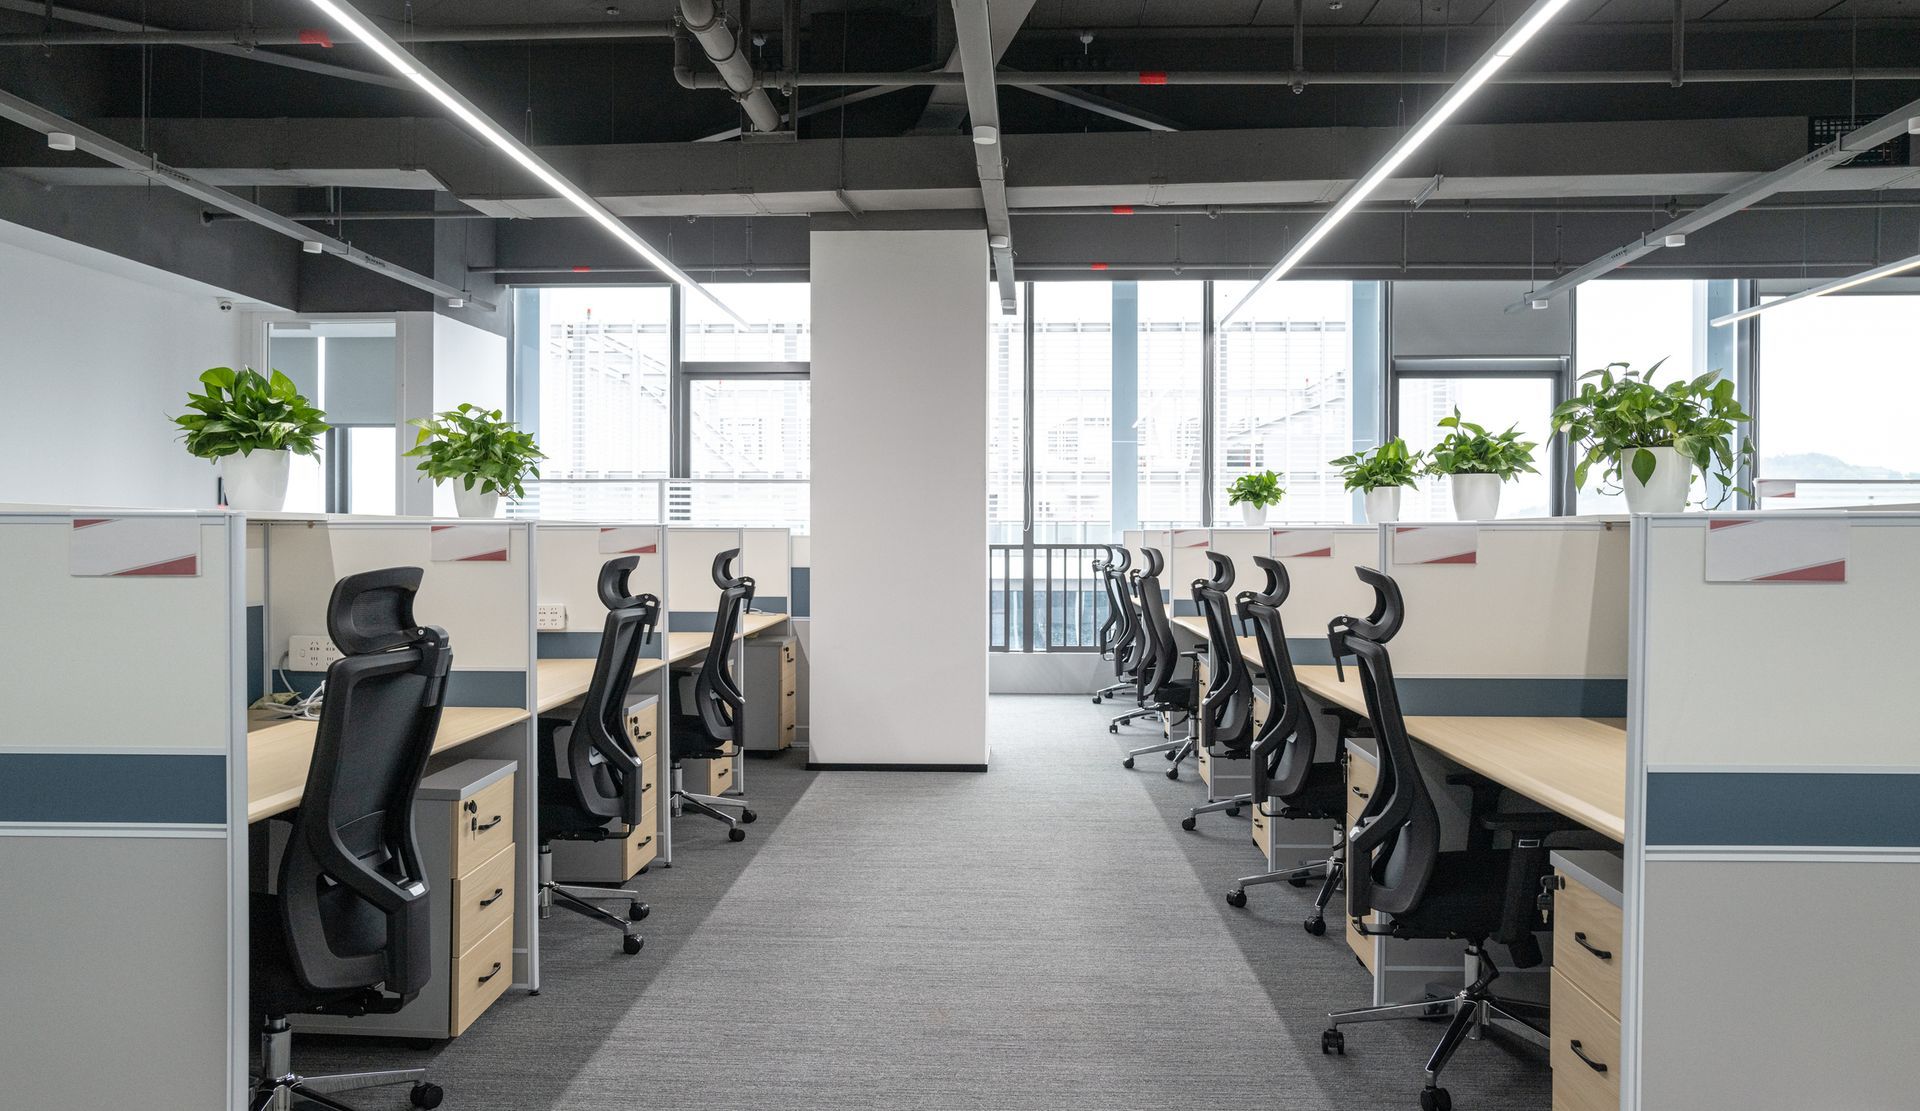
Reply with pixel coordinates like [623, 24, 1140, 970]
[1218, 0, 1577, 325]
[1710, 249, 1920, 327]
[306, 0, 744, 324]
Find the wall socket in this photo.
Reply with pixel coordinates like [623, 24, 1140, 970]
[536, 604, 568, 631]
[290, 634, 344, 672]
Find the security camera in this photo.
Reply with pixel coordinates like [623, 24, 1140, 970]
[217, 299, 234, 312]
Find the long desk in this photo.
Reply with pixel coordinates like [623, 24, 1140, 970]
[1170, 615, 1626, 841]
[534, 611, 791, 714]
[246, 706, 531, 823]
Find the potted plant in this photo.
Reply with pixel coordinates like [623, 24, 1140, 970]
[1331, 438, 1423, 524]
[1226, 470, 1285, 526]
[1424, 408, 1537, 521]
[1550, 359, 1751, 513]
[405, 404, 546, 518]
[169, 366, 328, 512]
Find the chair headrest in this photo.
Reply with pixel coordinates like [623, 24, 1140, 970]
[1141, 548, 1165, 577]
[598, 555, 644, 611]
[1203, 550, 1234, 588]
[327, 567, 427, 655]
[1329, 566, 1405, 653]
[1110, 546, 1132, 572]
[1249, 556, 1291, 606]
[712, 547, 746, 588]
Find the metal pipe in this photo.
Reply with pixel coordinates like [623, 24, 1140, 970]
[679, 65, 1920, 89]
[203, 209, 497, 223]
[0, 21, 675, 46]
[475, 259, 1883, 276]
[676, 0, 781, 133]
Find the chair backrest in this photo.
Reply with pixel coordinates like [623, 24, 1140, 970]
[560, 556, 660, 825]
[278, 567, 450, 1001]
[1105, 546, 1139, 677]
[1134, 547, 1181, 702]
[1331, 567, 1440, 920]
[692, 547, 754, 742]
[1194, 551, 1253, 752]
[1240, 556, 1316, 800]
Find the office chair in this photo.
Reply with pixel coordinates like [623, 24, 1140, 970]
[669, 548, 759, 841]
[1181, 552, 1256, 829]
[1091, 545, 1139, 705]
[536, 556, 658, 955]
[1105, 555, 1159, 732]
[1119, 547, 1200, 778]
[1223, 558, 1350, 935]
[250, 568, 450, 1111]
[1320, 567, 1567, 1111]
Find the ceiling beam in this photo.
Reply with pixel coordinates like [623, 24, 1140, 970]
[915, 0, 1037, 133]
[950, 0, 1016, 312]
[1512, 94, 1920, 309]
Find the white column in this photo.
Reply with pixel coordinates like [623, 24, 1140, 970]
[808, 226, 990, 766]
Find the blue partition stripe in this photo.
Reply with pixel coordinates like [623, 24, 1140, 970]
[669, 612, 718, 633]
[246, 605, 265, 705]
[1287, 637, 1336, 666]
[1647, 771, 1920, 847]
[538, 631, 604, 659]
[791, 568, 811, 617]
[1172, 599, 1201, 617]
[0, 753, 226, 824]
[282, 669, 528, 708]
[752, 597, 787, 616]
[1393, 677, 1627, 718]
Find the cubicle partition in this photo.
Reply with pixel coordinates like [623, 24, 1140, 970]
[0, 509, 248, 1108]
[1625, 511, 1920, 1109]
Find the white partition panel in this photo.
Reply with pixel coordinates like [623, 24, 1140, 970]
[666, 526, 745, 632]
[1627, 512, 1920, 1110]
[0, 510, 246, 1110]
[533, 522, 664, 652]
[740, 527, 793, 614]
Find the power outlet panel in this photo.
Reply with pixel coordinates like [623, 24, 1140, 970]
[536, 604, 568, 631]
[290, 635, 344, 672]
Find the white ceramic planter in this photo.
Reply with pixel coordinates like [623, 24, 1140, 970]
[452, 483, 501, 519]
[1622, 445, 1693, 513]
[1364, 486, 1403, 524]
[1240, 502, 1269, 527]
[220, 449, 290, 511]
[1449, 473, 1502, 521]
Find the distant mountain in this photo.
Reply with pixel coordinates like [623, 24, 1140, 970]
[1763, 453, 1920, 480]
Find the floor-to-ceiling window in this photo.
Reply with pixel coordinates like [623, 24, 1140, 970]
[1030, 283, 1115, 543]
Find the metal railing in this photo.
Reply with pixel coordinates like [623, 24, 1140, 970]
[990, 543, 1112, 653]
[508, 477, 809, 531]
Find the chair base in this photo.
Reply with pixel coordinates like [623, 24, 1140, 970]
[1184, 791, 1251, 828]
[1321, 945, 1547, 1107]
[1227, 827, 1346, 934]
[537, 845, 646, 953]
[252, 1018, 440, 1111]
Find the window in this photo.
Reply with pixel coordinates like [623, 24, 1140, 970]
[988, 292, 1027, 546]
[1030, 283, 1113, 542]
[1134, 282, 1205, 528]
[683, 282, 809, 362]
[687, 376, 810, 478]
[265, 319, 398, 513]
[1214, 280, 1363, 523]
[1396, 373, 1557, 520]
[532, 286, 672, 479]
[344, 427, 398, 515]
[1757, 292, 1920, 504]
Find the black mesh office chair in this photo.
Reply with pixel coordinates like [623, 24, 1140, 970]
[1119, 548, 1200, 778]
[250, 568, 450, 1111]
[1105, 550, 1159, 732]
[1181, 552, 1256, 829]
[536, 556, 659, 955]
[669, 548, 758, 841]
[1224, 557, 1350, 935]
[1091, 546, 1140, 706]
[1320, 567, 1567, 1111]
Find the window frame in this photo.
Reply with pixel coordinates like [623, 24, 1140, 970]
[1387, 355, 1572, 517]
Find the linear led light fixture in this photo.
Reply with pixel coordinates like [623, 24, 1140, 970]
[1710, 248, 1920, 327]
[306, 0, 744, 325]
[1219, 0, 1577, 325]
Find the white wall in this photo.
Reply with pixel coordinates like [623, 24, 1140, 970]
[398, 311, 509, 515]
[809, 228, 989, 766]
[0, 222, 250, 508]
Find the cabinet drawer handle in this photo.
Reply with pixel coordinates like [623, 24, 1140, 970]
[479, 888, 504, 908]
[635, 835, 653, 848]
[1573, 931, 1613, 961]
[786, 689, 796, 697]
[477, 962, 503, 985]
[1569, 1040, 1609, 1074]
[634, 730, 653, 740]
[472, 815, 504, 833]
[785, 723, 795, 731]
[1351, 787, 1370, 799]
[716, 766, 730, 778]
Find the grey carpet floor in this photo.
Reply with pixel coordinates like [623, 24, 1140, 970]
[285, 696, 1549, 1110]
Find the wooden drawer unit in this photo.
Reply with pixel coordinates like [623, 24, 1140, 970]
[452, 772, 514, 873]
[1550, 969, 1621, 1111]
[1344, 747, 1380, 972]
[685, 752, 737, 795]
[744, 635, 800, 751]
[553, 695, 661, 883]
[1553, 869, 1623, 1020]
[627, 699, 659, 763]
[1250, 802, 1271, 855]
[451, 919, 514, 1037]
[452, 843, 515, 955]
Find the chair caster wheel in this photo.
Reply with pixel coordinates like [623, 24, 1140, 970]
[1321, 1029, 1344, 1056]
[1164, 750, 1177, 760]
[637, 865, 650, 875]
[728, 828, 747, 842]
[628, 901, 649, 921]
[1225, 805, 1240, 818]
[622, 934, 643, 955]
[410, 1081, 445, 1108]
[1110, 725, 1120, 734]
[741, 809, 758, 823]
[1288, 876, 1311, 888]
[1420, 1087, 1451, 1111]
[1180, 816, 1196, 831]
[1165, 767, 1179, 780]
[1303, 916, 1327, 936]
[1122, 757, 1134, 768]
[1225, 889, 1247, 908]
[1092, 696, 1102, 704]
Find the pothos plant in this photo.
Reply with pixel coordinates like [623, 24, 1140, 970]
[405, 404, 547, 500]
[1330, 438, 1423, 492]
[1424, 408, 1538, 482]
[169, 367, 329, 460]
[1226, 470, 1286, 509]
[1549, 359, 1751, 507]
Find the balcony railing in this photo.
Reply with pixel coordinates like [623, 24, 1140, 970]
[990, 543, 1112, 653]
